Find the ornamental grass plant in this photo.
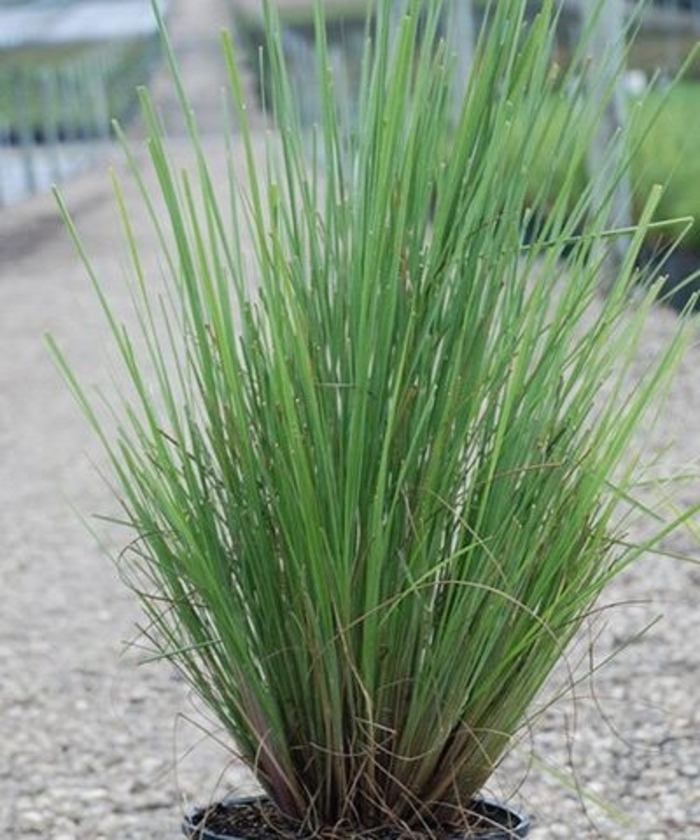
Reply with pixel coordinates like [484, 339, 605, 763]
[52, 0, 696, 834]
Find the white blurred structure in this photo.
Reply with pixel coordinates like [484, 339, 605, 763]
[624, 68, 649, 98]
[0, 0, 169, 49]
[445, 1, 475, 121]
[575, 0, 633, 278]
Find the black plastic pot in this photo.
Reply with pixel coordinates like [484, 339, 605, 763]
[183, 795, 530, 840]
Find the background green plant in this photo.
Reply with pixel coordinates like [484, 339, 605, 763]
[0, 37, 159, 140]
[632, 82, 700, 248]
[52, 0, 695, 832]
[502, 80, 700, 251]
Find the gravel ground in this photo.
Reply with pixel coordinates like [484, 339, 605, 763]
[1, 1, 700, 838]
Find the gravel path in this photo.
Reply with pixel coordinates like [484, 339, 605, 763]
[1, 2, 699, 838]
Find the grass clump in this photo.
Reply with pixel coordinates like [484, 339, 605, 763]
[52, 0, 696, 833]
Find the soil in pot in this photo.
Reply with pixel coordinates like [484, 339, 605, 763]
[183, 796, 530, 840]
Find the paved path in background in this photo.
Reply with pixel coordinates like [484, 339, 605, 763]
[149, 0, 251, 136]
[1, 1, 700, 838]
[152, 0, 357, 135]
